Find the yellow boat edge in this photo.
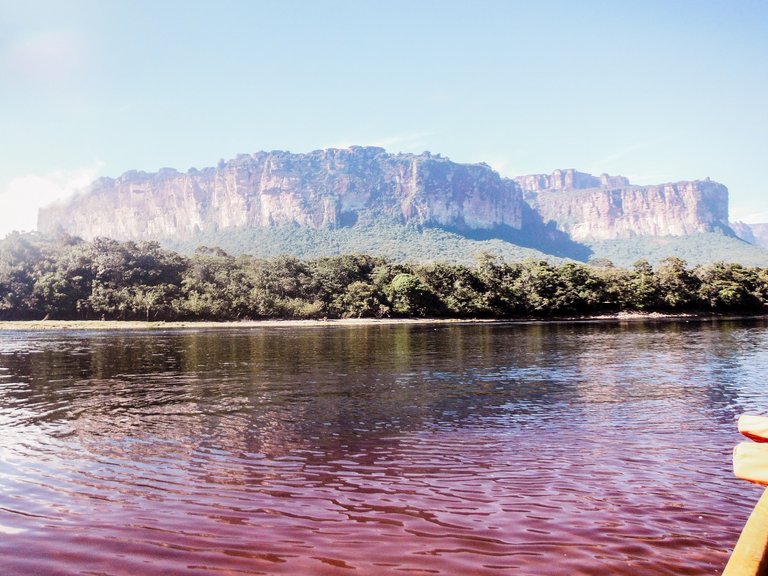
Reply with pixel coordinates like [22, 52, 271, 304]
[724, 488, 768, 575]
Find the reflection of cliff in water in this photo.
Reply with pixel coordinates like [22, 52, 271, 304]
[1, 320, 766, 463]
[0, 326, 576, 458]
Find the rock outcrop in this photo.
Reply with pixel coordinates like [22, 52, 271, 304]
[516, 169, 730, 241]
[515, 169, 630, 193]
[37, 149, 733, 247]
[731, 221, 757, 245]
[732, 222, 768, 248]
[750, 224, 768, 248]
[37, 147, 523, 241]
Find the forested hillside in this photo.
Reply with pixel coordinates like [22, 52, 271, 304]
[161, 222, 768, 268]
[161, 221, 576, 264]
[2, 232, 767, 321]
[586, 233, 768, 267]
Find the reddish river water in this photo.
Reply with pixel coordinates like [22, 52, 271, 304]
[1, 320, 767, 575]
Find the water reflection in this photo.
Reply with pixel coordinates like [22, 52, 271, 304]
[1, 319, 767, 575]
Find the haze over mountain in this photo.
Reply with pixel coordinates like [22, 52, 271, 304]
[37, 147, 768, 267]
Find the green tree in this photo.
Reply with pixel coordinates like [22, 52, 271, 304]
[695, 262, 763, 311]
[180, 252, 253, 319]
[247, 255, 314, 318]
[655, 257, 699, 310]
[513, 260, 563, 315]
[308, 254, 381, 317]
[385, 273, 436, 317]
[623, 259, 660, 311]
[0, 232, 45, 319]
[555, 262, 605, 314]
[421, 262, 488, 317]
[474, 253, 525, 316]
[337, 280, 388, 318]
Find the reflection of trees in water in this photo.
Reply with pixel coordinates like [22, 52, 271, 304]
[687, 318, 768, 422]
[0, 326, 560, 454]
[1, 321, 767, 466]
[559, 318, 768, 428]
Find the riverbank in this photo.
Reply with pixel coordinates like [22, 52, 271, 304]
[0, 318, 496, 330]
[1, 318, 484, 330]
[0, 312, 763, 331]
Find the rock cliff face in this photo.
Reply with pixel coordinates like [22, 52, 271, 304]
[516, 169, 730, 241]
[731, 221, 757, 244]
[750, 224, 768, 248]
[37, 147, 523, 240]
[37, 150, 733, 247]
[515, 169, 630, 193]
[732, 222, 768, 248]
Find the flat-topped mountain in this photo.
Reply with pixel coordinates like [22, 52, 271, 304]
[515, 168, 630, 192]
[517, 168, 730, 241]
[732, 221, 768, 249]
[38, 147, 522, 240]
[37, 147, 751, 264]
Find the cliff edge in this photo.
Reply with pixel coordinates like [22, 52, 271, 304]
[38, 150, 733, 249]
[516, 169, 730, 241]
[38, 147, 523, 241]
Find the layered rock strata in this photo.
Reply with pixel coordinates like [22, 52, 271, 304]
[37, 151, 732, 245]
[37, 147, 523, 240]
[732, 222, 768, 248]
[516, 169, 730, 241]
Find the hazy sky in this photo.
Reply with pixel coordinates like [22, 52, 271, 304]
[1, 0, 767, 237]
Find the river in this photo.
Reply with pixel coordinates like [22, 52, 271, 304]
[1, 319, 767, 575]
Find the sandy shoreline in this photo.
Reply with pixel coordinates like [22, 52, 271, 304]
[0, 318, 485, 331]
[0, 312, 763, 331]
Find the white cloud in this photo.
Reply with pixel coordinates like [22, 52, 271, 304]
[0, 163, 102, 238]
[483, 158, 522, 178]
[732, 210, 768, 225]
[3, 29, 91, 87]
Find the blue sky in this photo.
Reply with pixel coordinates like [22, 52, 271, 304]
[1, 0, 767, 236]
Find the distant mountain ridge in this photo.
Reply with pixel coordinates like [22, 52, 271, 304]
[38, 147, 522, 239]
[516, 168, 730, 241]
[37, 146, 766, 265]
[732, 221, 768, 249]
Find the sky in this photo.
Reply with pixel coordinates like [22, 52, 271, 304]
[1, 0, 767, 237]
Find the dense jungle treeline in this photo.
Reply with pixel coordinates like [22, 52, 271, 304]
[1, 232, 767, 321]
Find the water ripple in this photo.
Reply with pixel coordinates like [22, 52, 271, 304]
[1, 321, 767, 574]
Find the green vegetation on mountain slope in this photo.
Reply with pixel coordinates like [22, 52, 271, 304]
[161, 222, 768, 268]
[586, 233, 768, 268]
[161, 222, 557, 265]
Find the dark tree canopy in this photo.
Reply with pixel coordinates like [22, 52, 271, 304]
[1, 233, 766, 321]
